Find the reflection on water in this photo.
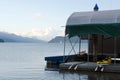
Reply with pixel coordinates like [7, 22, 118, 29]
[60, 71, 120, 80]
[1, 62, 120, 80]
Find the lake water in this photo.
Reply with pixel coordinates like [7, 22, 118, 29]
[0, 43, 119, 80]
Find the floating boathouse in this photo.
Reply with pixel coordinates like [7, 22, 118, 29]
[59, 8, 120, 72]
[45, 5, 120, 72]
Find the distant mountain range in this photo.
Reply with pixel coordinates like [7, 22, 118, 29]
[48, 36, 88, 43]
[0, 32, 88, 43]
[0, 32, 45, 43]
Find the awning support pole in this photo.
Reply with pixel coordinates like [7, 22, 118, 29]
[79, 35, 81, 54]
[63, 35, 66, 63]
[87, 34, 90, 62]
[69, 39, 77, 54]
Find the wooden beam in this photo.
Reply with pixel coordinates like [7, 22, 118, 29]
[93, 34, 98, 62]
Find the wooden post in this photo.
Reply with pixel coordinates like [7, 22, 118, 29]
[93, 34, 98, 62]
[101, 35, 104, 55]
[114, 37, 117, 64]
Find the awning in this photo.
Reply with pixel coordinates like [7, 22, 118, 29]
[65, 10, 120, 38]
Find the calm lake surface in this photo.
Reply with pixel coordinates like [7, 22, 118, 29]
[0, 42, 119, 80]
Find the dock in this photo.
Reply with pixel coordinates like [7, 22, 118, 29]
[60, 62, 120, 73]
[45, 54, 120, 73]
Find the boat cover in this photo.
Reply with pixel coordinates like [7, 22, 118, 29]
[65, 10, 120, 38]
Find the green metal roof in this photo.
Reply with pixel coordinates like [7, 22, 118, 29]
[65, 10, 120, 38]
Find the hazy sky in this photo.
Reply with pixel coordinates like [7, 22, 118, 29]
[0, 0, 120, 41]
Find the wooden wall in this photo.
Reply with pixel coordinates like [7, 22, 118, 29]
[88, 35, 120, 57]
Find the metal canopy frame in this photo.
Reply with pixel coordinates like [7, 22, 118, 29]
[63, 34, 118, 64]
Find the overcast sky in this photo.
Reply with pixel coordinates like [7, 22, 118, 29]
[0, 0, 120, 41]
